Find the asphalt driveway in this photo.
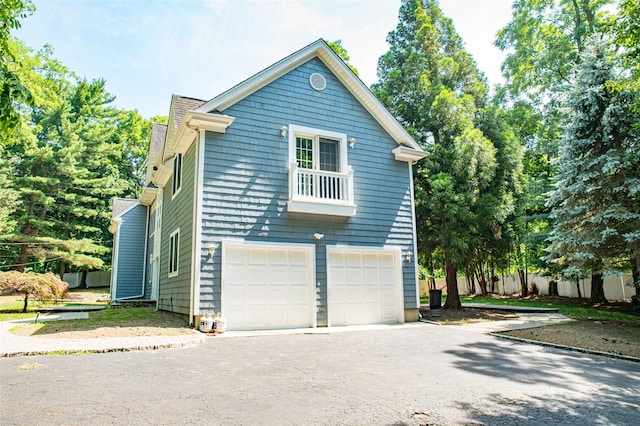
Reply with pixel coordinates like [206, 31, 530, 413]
[2, 323, 639, 425]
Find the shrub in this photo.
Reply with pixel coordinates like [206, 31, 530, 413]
[0, 271, 69, 312]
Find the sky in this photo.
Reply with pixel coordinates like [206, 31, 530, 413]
[15, 0, 514, 119]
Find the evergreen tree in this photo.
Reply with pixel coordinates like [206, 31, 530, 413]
[374, 0, 495, 308]
[547, 35, 640, 302]
[496, 0, 617, 290]
[1, 40, 126, 275]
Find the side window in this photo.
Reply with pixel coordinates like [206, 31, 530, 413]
[172, 153, 182, 196]
[169, 229, 179, 277]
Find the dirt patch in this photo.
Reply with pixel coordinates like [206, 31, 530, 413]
[423, 306, 640, 359]
[501, 319, 640, 359]
[422, 308, 520, 323]
[10, 306, 194, 339]
[12, 324, 195, 339]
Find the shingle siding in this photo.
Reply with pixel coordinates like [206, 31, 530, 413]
[198, 58, 417, 324]
[157, 143, 196, 316]
[114, 204, 148, 299]
[144, 207, 156, 299]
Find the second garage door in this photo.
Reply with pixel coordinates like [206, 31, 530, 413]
[222, 242, 315, 331]
[327, 247, 403, 326]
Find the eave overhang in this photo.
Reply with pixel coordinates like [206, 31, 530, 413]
[108, 217, 122, 234]
[151, 111, 235, 188]
[392, 146, 428, 164]
[167, 111, 235, 156]
[139, 186, 159, 206]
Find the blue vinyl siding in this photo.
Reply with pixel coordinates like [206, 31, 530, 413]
[144, 208, 156, 299]
[198, 58, 417, 325]
[114, 204, 148, 299]
[157, 144, 196, 315]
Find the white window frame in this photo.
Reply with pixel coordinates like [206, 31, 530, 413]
[288, 125, 348, 172]
[172, 153, 182, 197]
[169, 228, 180, 277]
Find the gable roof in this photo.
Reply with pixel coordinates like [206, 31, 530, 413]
[196, 39, 422, 152]
[111, 198, 139, 219]
[169, 95, 207, 135]
[146, 122, 167, 184]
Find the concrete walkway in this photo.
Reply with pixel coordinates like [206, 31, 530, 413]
[461, 302, 560, 313]
[0, 309, 573, 357]
[422, 312, 572, 334]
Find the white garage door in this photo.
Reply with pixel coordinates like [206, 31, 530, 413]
[222, 242, 315, 331]
[327, 247, 403, 326]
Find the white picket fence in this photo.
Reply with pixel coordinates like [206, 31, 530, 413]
[63, 271, 111, 289]
[420, 273, 636, 300]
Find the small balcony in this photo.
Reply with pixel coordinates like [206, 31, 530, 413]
[287, 162, 356, 216]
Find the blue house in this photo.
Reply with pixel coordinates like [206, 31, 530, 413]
[110, 39, 426, 330]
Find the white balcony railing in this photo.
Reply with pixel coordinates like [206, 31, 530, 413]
[288, 162, 356, 216]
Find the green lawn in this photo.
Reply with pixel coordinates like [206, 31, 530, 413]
[420, 294, 640, 323]
[0, 287, 110, 322]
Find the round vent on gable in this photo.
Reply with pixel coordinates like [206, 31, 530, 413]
[309, 73, 327, 91]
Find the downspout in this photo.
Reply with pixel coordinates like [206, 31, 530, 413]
[189, 129, 205, 325]
[109, 218, 122, 302]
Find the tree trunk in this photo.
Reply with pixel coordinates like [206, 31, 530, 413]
[427, 254, 436, 290]
[465, 272, 475, 295]
[576, 278, 582, 298]
[590, 272, 607, 304]
[16, 243, 28, 272]
[489, 262, 496, 294]
[631, 250, 640, 296]
[518, 268, 528, 297]
[79, 270, 88, 289]
[549, 280, 559, 296]
[476, 265, 487, 295]
[59, 261, 66, 281]
[443, 251, 462, 309]
[22, 293, 29, 313]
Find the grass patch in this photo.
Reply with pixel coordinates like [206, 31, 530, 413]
[10, 306, 192, 338]
[1, 287, 109, 321]
[421, 294, 639, 322]
[461, 295, 640, 322]
[0, 298, 41, 321]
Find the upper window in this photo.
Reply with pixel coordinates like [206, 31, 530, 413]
[289, 125, 347, 173]
[172, 153, 182, 196]
[169, 228, 179, 277]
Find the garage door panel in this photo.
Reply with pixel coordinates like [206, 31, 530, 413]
[288, 268, 310, 284]
[248, 248, 268, 265]
[364, 289, 380, 303]
[289, 250, 309, 266]
[363, 253, 379, 267]
[346, 253, 361, 267]
[346, 270, 363, 283]
[363, 270, 379, 285]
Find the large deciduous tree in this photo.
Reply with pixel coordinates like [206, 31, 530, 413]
[495, 0, 618, 291]
[0, 0, 34, 132]
[546, 35, 640, 302]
